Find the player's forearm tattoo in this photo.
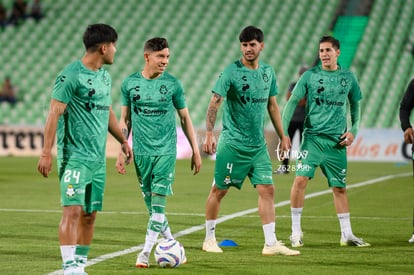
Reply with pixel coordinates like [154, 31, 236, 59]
[212, 93, 222, 104]
[206, 108, 217, 132]
[206, 94, 222, 131]
[121, 127, 129, 139]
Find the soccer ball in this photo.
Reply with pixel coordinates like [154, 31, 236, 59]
[154, 239, 186, 268]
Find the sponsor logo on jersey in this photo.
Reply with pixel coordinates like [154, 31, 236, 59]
[132, 90, 167, 115]
[83, 87, 110, 112]
[314, 77, 347, 106]
[251, 97, 267, 103]
[325, 99, 344, 106]
[142, 109, 168, 115]
[315, 96, 345, 107]
[95, 105, 110, 110]
[85, 88, 96, 112]
[239, 73, 269, 105]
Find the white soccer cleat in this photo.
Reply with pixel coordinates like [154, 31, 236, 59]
[340, 236, 370, 247]
[62, 260, 84, 275]
[262, 241, 300, 256]
[202, 238, 223, 253]
[289, 233, 304, 248]
[135, 251, 150, 268]
[408, 234, 414, 243]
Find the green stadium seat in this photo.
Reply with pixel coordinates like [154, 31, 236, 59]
[0, 0, 409, 128]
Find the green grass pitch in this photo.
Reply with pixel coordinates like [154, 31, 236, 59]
[0, 156, 413, 274]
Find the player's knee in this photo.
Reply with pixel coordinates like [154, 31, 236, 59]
[81, 211, 97, 226]
[211, 186, 228, 201]
[256, 184, 274, 197]
[294, 176, 308, 189]
[62, 205, 82, 220]
[332, 186, 346, 195]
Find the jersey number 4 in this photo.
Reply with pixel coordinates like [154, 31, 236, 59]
[227, 163, 233, 174]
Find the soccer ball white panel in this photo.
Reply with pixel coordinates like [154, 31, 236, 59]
[154, 239, 186, 268]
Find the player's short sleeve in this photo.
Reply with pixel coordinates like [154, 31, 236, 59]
[348, 72, 363, 103]
[268, 66, 278, 97]
[120, 78, 131, 107]
[173, 79, 186, 110]
[212, 66, 232, 97]
[291, 71, 309, 99]
[51, 71, 78, 104]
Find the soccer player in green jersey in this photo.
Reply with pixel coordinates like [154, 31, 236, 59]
[282, 35, 370, 248]
[202, 26, 300, 256]
[398, 77, 414, 243]
[37, 24, 132, 275]
[115, 37, 202, 268]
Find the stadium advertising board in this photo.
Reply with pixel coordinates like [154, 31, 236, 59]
[346, 128, 411, 162]
[0, 125, 47, 156]
[0, 126, 411, 162]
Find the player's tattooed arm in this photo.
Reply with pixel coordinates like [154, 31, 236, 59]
[204, 93, 222, 155]
[206, 93, 223, 132]
[119, 106, 131, 140]
[121, 127, 129, 140]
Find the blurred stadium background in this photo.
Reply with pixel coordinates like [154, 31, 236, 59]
[1, 0, 414, 160]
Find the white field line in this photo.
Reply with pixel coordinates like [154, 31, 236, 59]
[0, 210, 409, 221]
[2, 208, 410, 223]
[40, 172, 410, 275]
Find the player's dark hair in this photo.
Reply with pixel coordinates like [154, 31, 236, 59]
[83, 24, 118, 51]
[239, 26, 264, 43]
[319, 35, 340, 49]
[144, 37, 169, 52]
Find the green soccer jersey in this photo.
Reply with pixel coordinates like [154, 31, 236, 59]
[52, 60, 112, 162]
[121, 71, 186, 156]
[213, 60, 278, 147]
[292, 65, 362, 137]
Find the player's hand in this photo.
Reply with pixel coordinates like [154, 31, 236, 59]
[37, 153, 52, 178]
[121, 142, 132, 164]
[281, 135, 291, 152]
[404, 128, 414, 144]
[277, 136, 291, 160]
[116, 153, 127, 174]
[340, 132, 354, 146]
[203, 132, 216, 155]
[191, 151, 202, 175]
